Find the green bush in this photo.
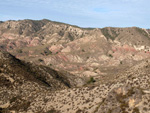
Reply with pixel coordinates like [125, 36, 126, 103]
[108, 54, 113, 58]
[87, 77, 96, 84]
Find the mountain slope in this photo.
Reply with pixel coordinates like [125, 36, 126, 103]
[1, 53, 150, 112]
[0, 19, 150, 113]
[0, 19, 150, 86]
[0, 50, 84, 89]
[0, 51, 86, 112]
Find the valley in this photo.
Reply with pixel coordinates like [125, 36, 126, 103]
[0, 19, 150, 113]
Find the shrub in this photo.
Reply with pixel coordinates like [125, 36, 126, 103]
[38, 59, 43, 62]
[47, 109, 57, 113]
[17, 49, 23, 53]
[87, 77, 96, 84]
[120, 61, 123, 64]
[108, 54, 113, 58]
[44, 48, 52, 56]
[82, 49, 85, 52]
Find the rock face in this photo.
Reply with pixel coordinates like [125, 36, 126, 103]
[0, 19, 150, 113]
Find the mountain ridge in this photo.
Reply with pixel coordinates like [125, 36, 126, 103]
[1, 19, 149, 29]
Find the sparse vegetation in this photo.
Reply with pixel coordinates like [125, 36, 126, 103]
[68, 33, 74, 41]
[87, 77, 96, 84]
[47, 109, 58, 113]
[101, 28, 119, 40]
[38, 58, 43, 62]
[120, 61, 123, 64]
[82, 49, 85, 52]
[133, 107, 140, 113]
[49, 64, 53, 66]
[17, 49, 23, 53]
[135, 27, 149, 38]
[108, 54, 113, 58]
[1, 20, 150, 113]
[43, 48, 52, 56]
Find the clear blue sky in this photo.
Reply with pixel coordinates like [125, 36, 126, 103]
[0, 0, 149, 28]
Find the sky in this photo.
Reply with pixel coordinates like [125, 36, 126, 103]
[0, 0, 150, 28]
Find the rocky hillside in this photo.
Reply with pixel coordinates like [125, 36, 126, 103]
[0, 50, 85, 89]
[0, 19, 150, 113]
[1, 51, 150, 113]
[0, 19, 150, 80]
[0, 50, 86, 112]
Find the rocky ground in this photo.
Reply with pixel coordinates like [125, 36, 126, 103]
[0, 51, 150, 113]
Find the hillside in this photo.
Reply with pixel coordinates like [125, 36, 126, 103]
[0, 51, 150, 113]
[0, 19, 150, 80]
[0, 19, 150, 113]
[0, 50, 85, 112]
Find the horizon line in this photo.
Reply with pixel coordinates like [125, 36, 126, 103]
[0, 18, 149, 29]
